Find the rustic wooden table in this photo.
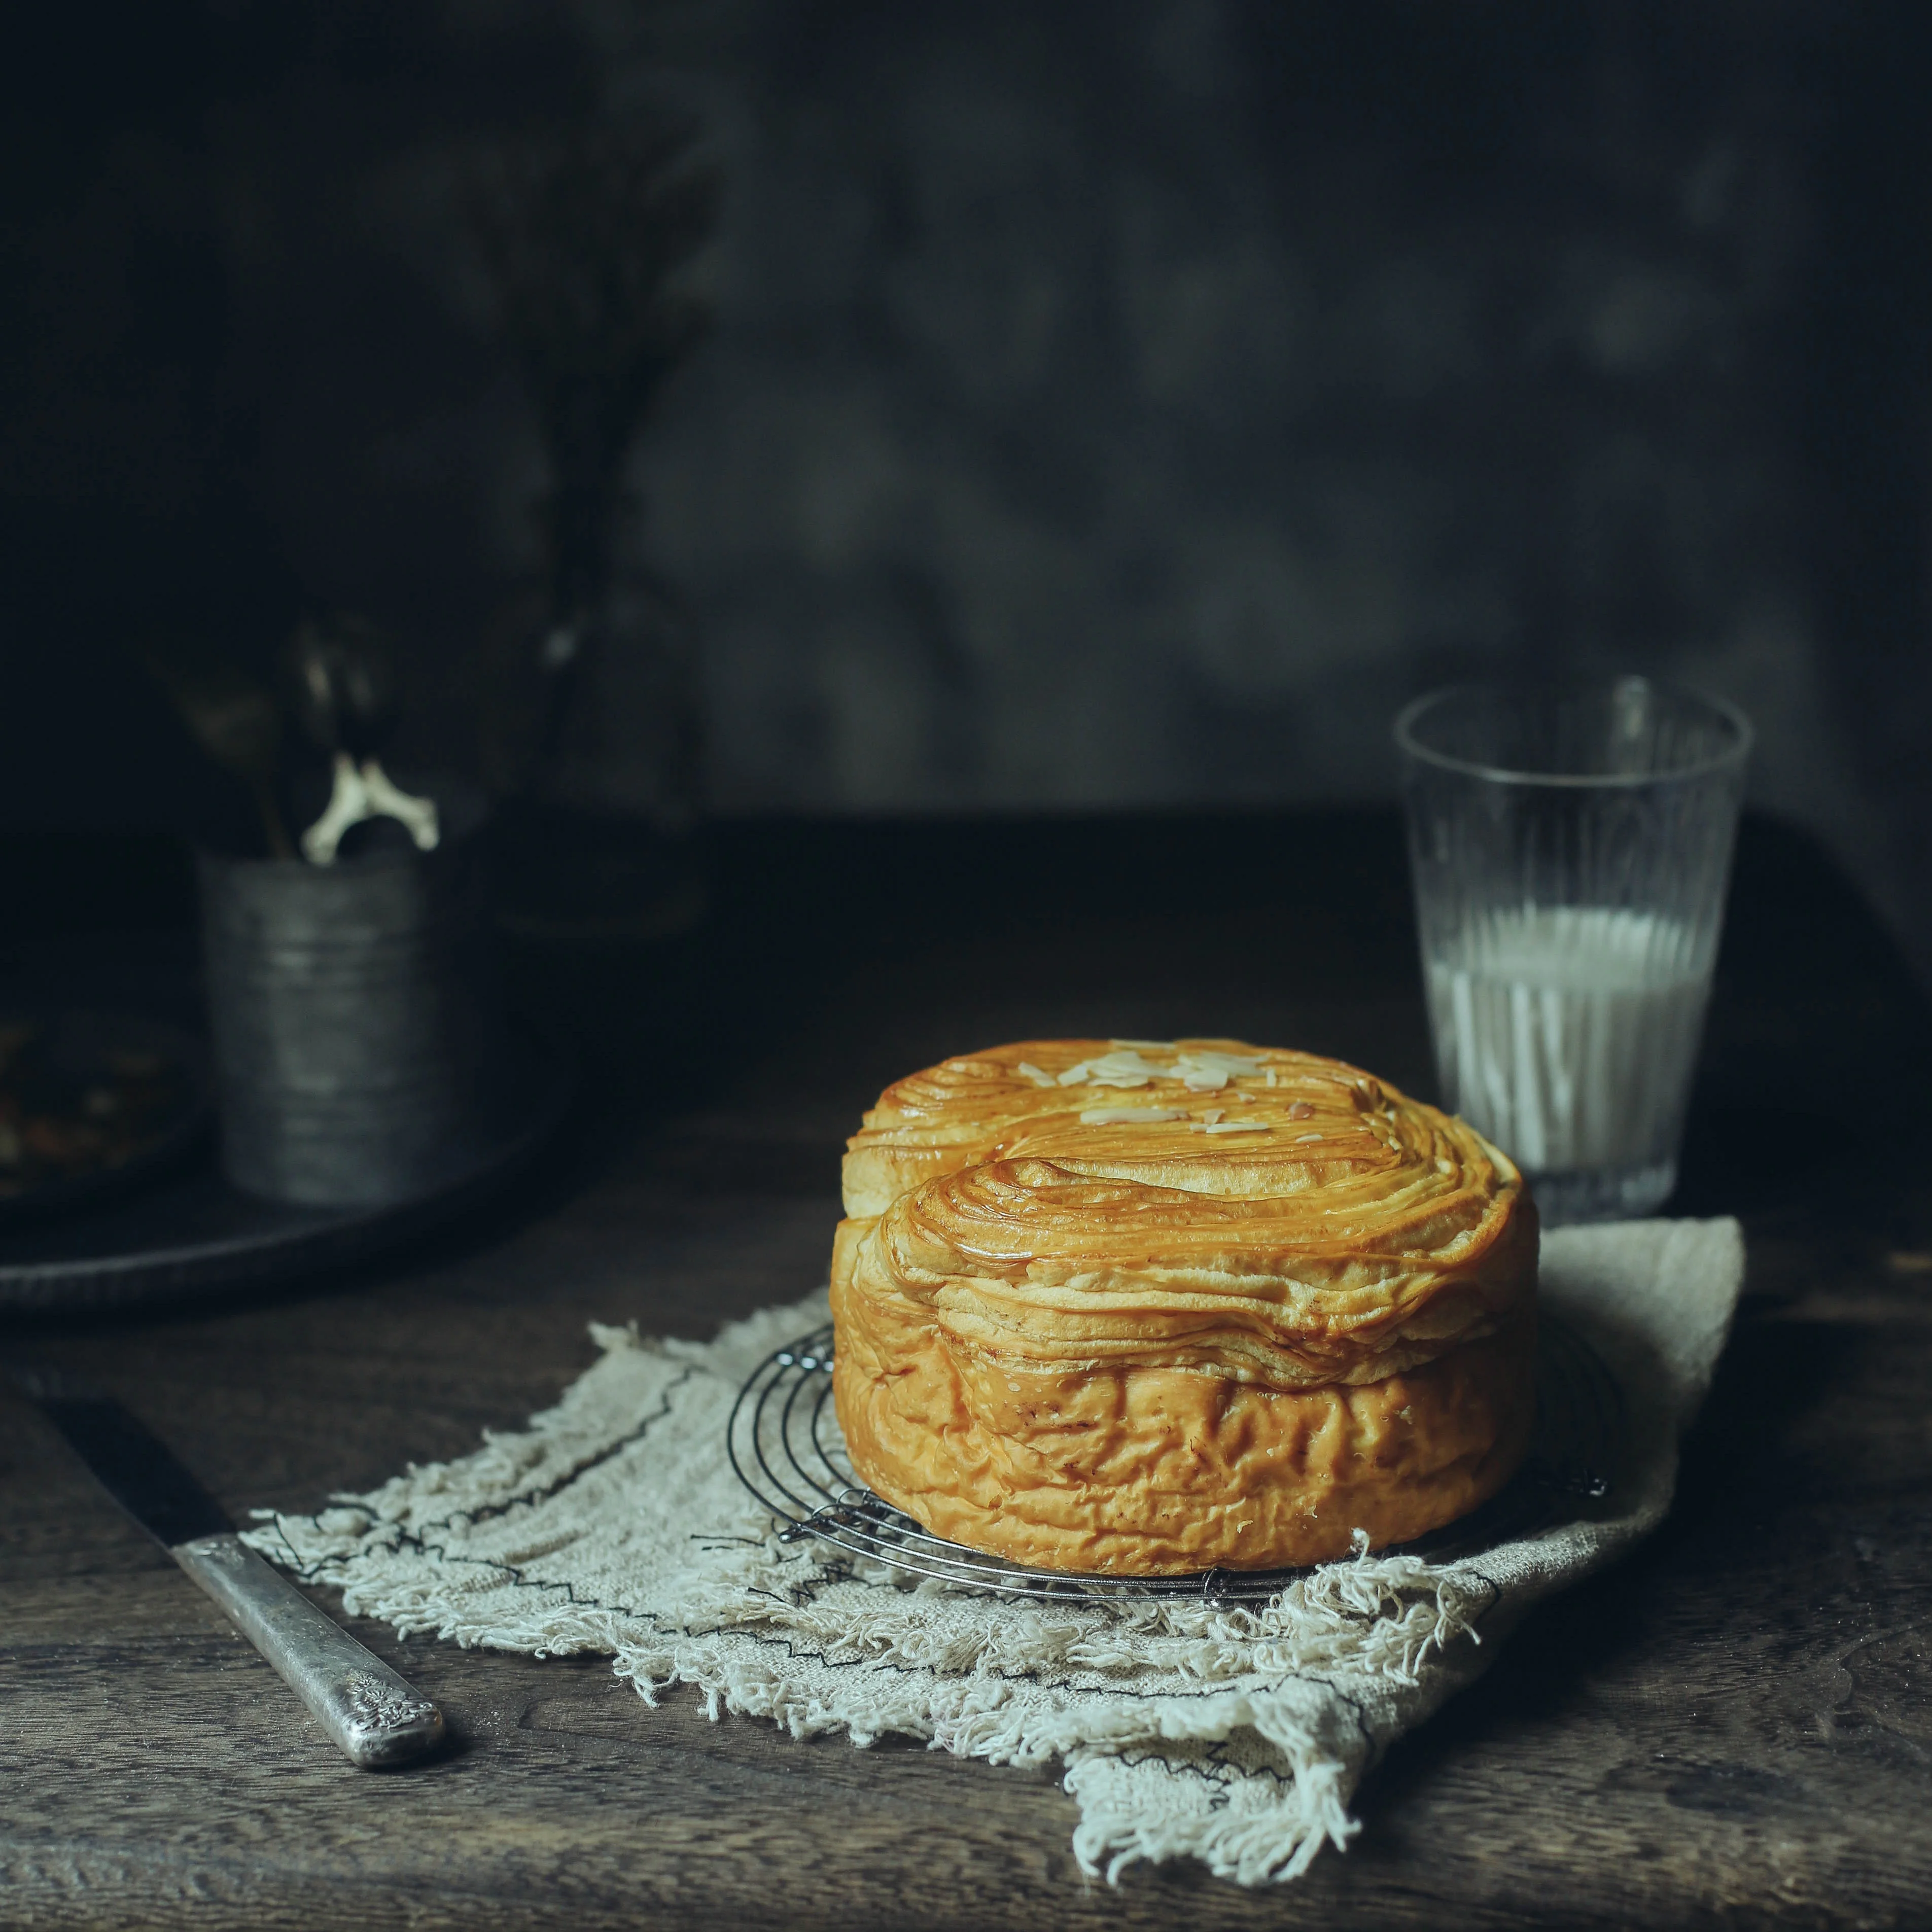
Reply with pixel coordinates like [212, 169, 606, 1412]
[3, 810, 1930, 1929]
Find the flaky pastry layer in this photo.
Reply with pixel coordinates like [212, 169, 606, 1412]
[833, 1267, 1535, 1572]
[831, 1038, 1538, 1572]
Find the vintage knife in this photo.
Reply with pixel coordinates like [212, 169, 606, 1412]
[13, 1364, 444, 1768]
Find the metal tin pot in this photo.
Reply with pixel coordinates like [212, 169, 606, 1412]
[196, 785, 510, 1207]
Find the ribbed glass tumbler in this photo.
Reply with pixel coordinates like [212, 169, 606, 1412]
[1396, 678, 1751, 1225]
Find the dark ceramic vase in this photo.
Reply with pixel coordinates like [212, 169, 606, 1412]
[480, 575, 709, 942]
[196, 785, 510, 1207]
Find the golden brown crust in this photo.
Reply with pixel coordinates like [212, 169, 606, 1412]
[831, 1038, 1537, 1573]
[833, 1272, 1535, 1572]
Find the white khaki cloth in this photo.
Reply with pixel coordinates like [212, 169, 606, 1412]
[249, 1218, 1744, 1886]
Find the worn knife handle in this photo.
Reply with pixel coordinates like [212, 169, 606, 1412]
[173, 1533, 445, 1768]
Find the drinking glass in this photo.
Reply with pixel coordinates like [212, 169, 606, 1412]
[1395, 678, 1751, 1224]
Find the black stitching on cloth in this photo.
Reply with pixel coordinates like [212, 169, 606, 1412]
[1103, 1743, 1278, 1790]
[266, 1506, 1444, 1753]
[410, 1362, 702, 1539]
[268, 1493, 1467, 1719]
[258, 1355, 1477, 1735]
[262, 1362, 707, 1621]
[1464, 1563, 1506, 1630]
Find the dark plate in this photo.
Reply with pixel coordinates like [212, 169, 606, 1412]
[0, 1012, 210, 1226]
[0, 1033, 573, 1315]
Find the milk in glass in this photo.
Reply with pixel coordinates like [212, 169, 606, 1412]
[1423, 905, 1711, 1216]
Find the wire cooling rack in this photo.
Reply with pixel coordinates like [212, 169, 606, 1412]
[727, 1314, 1623, 1607]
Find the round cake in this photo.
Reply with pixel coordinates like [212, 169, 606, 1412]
[830, 1038, 1538, 1574]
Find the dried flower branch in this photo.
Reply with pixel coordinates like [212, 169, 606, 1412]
[471, 114, 720, 619]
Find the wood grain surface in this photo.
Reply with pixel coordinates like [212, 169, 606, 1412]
[2, 810, 1930, 1929]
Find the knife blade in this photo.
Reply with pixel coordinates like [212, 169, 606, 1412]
[12, 1363, 444, 1769]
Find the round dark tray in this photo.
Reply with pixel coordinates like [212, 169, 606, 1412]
[0, 1031, 573, 1315]
[0, 1011, 211, 1228]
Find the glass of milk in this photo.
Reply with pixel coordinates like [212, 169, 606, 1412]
[1396, 678, 1751, 1224]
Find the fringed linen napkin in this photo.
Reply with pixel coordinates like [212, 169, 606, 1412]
[248, 1217, 1743, 1886]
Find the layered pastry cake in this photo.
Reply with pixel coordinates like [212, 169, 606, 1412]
[830, 1039, 1537, 1574]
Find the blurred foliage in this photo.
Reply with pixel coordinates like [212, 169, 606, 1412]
[470, 114, 720, 619]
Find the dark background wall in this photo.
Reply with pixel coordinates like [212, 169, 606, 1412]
[3, 3, 1928, 971]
